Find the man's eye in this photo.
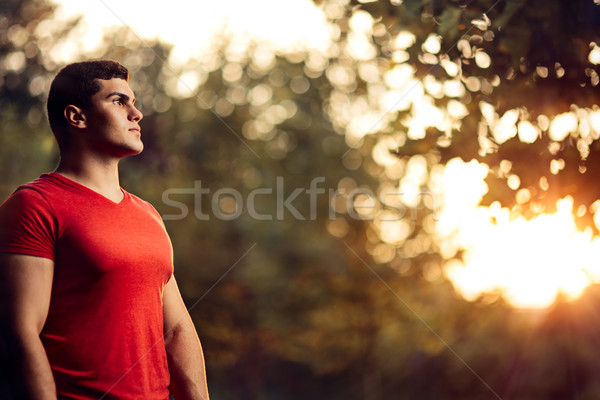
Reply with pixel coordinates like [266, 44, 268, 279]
[113, 98, 123, 105]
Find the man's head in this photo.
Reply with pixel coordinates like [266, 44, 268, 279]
[47, 60, 129, 147]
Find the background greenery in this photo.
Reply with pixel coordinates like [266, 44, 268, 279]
[2, 0, 600, 398]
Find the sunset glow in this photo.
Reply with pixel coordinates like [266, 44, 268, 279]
[433, 159, 600, 309]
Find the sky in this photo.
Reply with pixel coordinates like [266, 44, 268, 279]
[50, 0, 331, 65]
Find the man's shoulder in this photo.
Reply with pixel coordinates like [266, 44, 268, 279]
[14, 173, 64, 194]
[7, 174, 67, 206]
[0, 177, 61, 223]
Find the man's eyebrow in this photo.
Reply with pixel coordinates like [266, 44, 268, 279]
[106, 92, 135, 103]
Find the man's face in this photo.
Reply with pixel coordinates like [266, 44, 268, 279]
[83, 78, 144, 158]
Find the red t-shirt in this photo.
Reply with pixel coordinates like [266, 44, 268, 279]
[0, 173, 172, 399]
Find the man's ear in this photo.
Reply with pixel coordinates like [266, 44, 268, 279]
[64, 105, 87, 129]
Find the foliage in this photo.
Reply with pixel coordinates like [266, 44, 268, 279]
[0, 0, 67, 193]
[339, 0, 600, 229]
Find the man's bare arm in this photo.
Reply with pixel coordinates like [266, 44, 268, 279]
[0, 253, 56, 400]
[163, 277, 210, 400]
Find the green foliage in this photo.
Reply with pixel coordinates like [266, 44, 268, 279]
[0, 0, 60, 195]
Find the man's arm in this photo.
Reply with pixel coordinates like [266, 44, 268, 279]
[0, 253, 56, 400]
[163, 276, 209, 400]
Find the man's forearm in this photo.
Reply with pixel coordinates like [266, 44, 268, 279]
[1, 332, 57, 400]
[165, 321, 209, 400]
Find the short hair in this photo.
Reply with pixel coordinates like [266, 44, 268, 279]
[46, 60, 129, 143]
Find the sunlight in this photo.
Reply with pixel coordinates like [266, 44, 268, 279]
[50, 0, 331, 66]
[433, 158, 600, 309]
[445, 198, 600, 309]
[589, 42, 600, 65]
[549, 112, 578, 141]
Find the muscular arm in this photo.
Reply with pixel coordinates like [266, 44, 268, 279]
[0, 253, 56, 400]
[163, 277, 209, 400]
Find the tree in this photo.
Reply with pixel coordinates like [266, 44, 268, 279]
[319, 0, 600, 230]
[0, 0, 78, 195]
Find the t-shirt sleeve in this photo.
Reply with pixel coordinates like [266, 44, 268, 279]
[0, 187, 56, 260]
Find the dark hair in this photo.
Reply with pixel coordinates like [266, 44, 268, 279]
[46, 60, 129, 143]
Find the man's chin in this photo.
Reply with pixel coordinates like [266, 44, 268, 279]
[134, 144, 144, 155]
[120, 144, 144, 158]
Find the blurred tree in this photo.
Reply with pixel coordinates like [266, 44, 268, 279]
[0, 0, 74, 195]
[324, 0, 600, 229]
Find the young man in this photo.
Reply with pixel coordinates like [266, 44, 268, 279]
[0, 60, 209, 399]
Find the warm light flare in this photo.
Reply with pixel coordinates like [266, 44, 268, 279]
[549, 112, 578, 141]
[447, 198, 597, 308]
[50, 0, 331, 67]
[589, 42, 600, 65]
[432, 159, 600, 309]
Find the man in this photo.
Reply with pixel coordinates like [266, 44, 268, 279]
[0, 60, 209, 399]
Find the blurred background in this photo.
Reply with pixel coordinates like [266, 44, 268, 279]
[2, 0, 600, 398]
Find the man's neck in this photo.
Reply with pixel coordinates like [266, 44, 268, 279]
[55, 155, 124, 203]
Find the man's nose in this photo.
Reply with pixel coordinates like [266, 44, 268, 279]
[130, 105, 143, 122]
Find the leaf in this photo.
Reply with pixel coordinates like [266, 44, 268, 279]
[499, 24, 532, 67]
[492, 0, 526, 29]
[438, 6, 462, 42]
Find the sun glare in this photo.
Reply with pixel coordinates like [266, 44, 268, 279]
[50, 0, 331, 67]
[434, 159, 600, 309]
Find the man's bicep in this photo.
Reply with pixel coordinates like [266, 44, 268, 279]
[163, 277, 192, 334]
[0, 253, 54, 335]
